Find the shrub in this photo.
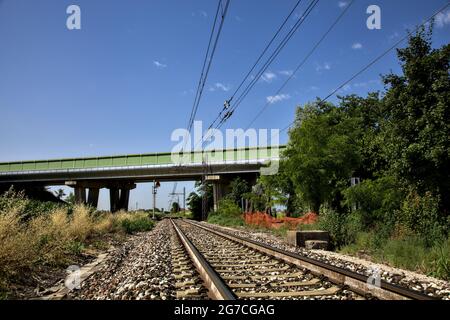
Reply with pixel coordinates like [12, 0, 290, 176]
[317, 205, 363, 248]
[0, 210, 37, 277]
[0, 189, 157, 296]
[428, 238, 450, 280]
[399, 190, 447, 246]
[93, 213, 114, 234]
[342, 176, 402, 229]
[207, 199, 244, 227]
[66, 205, 94, 242]
[120, 215, 154, 234]
[340, 233, 450, 280]
[29, 210, 69, 265]
[66, 241, 85, 255]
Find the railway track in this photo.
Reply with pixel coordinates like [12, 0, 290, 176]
[170, 218, 434, 300]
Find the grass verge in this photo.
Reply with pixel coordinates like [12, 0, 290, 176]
[340, 232, 450, 280]
[0, 191, 155, 298]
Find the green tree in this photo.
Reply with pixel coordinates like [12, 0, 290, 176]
[260, 162, 298, 215]
[284, 102, 361, 213]
[54, 188, 66, 200]
[171, 201, 180, 213]
[187, 192, 202, 220]
[227, 177, 250, 206]
[65, 192, 75, 204]
[187, 181, 214, 220]
[380, 26, 450, 213]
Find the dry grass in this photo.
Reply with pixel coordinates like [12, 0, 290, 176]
[0, 194, 155, 297]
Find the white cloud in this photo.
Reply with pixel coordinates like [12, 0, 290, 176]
[266, 94, 290, 104]
[338, 1, 348, 8]
[316, 62, 331, 72]
[388, 32, 400, 40]
[261, 71, 277, 83]
[338, 79, 380, 93]
[214, 82, 230, 92]
[352, 42, 363, 50]
[153, 60, 167, 68]
[353, 79, 380, 88]
[340, 84, 352, 92]
[192, 11, 208, 18]
[278, 70, 293, 76]
[181, 89, 194, 95]
[435, 10, 450, 28]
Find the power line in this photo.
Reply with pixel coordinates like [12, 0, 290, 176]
[204, 0, 305, 134]
[221, 0, 319, 126]
[207, 1, 450, 176]
[194, 0, 320, 150]
[183, 0, 231, 151]
[279, 1, 450, 134]
[229, 0, 305, 102]
[185, 2, 221, 136]
[244, 0, 355, 130]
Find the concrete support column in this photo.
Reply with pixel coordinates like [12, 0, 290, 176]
[118, 188, 130, 211]
[212, 182, 226, 211]
[87, 188, 99, 208]
[109, 188, 120, 213]
[74, 187, 86, 205]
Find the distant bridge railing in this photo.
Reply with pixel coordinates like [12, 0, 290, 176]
[0, 145, 285, 174]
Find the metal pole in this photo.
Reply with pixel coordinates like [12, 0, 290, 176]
[183, 187, 186, 213]
[152, 181, 156, 220]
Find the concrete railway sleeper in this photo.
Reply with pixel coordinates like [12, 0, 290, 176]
[171, 219, 435, 300]
[171, 219, 363, 300]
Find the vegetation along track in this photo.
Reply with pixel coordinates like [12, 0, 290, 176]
[170, 219, 435, 300]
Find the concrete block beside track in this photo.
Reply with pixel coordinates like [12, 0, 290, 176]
[305, 240, 328, 250]
[287, 230, 329, 249]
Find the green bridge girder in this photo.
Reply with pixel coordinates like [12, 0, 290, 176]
[0, 145, 285, 175]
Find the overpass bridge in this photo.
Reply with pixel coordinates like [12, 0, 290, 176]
[0, 145, 284, 211]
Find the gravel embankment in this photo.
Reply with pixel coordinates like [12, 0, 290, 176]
[69, 220, 175, 300]
[200, 222, 450, 300]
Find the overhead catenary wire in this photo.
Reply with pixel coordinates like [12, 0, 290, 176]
[185, 2, 221, 137]
[244, 0, 355, 130]
[204, 0, 305, 134]
[183, 0, 231, 152]
[229, 0, 305, 102]
[279, 1, 450, 134]
[194, 0, 320, 151]
[219, 0, 320, 127]
[207, 1, 450, 176]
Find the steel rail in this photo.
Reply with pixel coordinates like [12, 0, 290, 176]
[184, 219, 435, 300]
[170, 219, 237, 300]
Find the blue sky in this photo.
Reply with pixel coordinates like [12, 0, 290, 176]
[0, 0, 449, 210]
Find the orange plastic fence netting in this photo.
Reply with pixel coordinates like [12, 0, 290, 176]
[243, 212, 318, 229]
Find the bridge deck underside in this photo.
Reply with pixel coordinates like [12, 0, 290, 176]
[0, 162, 265, 185]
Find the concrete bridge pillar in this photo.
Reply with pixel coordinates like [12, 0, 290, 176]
[109, 185, 134, 212]
[74, 187, 86, 205]
[87, 188, 99, 208]
[207, 173, 258, 212]
[109, 188, 120, 213]
[67, 181, 135, 212]
[118, 188, 130, 211]
[212, 182, 225, 211]
[206, 175, 229, 211]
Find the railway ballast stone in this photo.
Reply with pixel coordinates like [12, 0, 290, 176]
[287, 230, 329, 248]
